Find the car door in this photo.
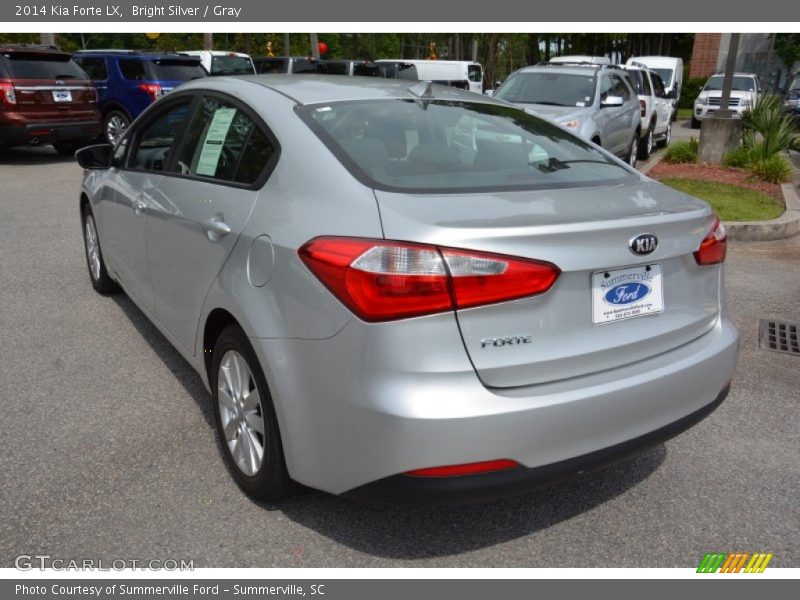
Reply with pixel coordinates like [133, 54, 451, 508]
[597, 74, 628, 154]
[106, 98, 193, 310]
[145, 92, 280, 353]
[650, 73, 672, 135]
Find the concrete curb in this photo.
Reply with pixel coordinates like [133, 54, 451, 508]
[725, 175, 800, 242]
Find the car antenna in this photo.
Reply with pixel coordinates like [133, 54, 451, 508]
[408, 81, 434, 108]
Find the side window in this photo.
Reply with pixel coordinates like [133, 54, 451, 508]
[174, 96, 277, 185]
[119, 60, 146, 81]
[130, 101, 191, 172]
[76, 57, 108, 80]
[610, 74, 631, 101]
[600, 76, 615, 102]
[650, 74, 663, 97]
[642, 72, 653, 96]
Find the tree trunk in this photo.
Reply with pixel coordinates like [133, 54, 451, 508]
[310, 33, 320, 59]
[40, 33, 56, 47]
[203, 33, 213, 51]
[527, 34, 540, 65]
[284, 33, 291, 56]
[243, 33, 251, 55]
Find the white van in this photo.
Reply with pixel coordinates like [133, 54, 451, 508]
[376, 59, 483, 93]
[626, 56, 684, 119]
[181, 51, 256, 76]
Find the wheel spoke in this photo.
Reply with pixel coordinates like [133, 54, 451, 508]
[244, 428, 264, 473]
[221, 362, 236, 401]
[222, 415, 238, 442]
[242, 387, 260, 413]
[232, 353, 246, 398]
[245, 411, 265, 435]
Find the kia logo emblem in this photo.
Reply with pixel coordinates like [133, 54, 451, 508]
[629, 233, 658, 256]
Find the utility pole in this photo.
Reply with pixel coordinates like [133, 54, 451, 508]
[698, 33, 742, 163]
[310, 33, 320, 59]
[40, 33, 56, 47]
[203, 33, 213, 51]
[284, 33, 290, 56]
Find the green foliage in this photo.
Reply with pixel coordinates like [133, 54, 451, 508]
[774, 33, 800, 72]
[722, 146, 751, 168]
[663, 138, 699, 164]
[747, 155, 793, 184]
[658, 177, 784, 221]
[679, 78, 707, 110]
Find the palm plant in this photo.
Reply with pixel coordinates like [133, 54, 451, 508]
[742, 94, 800, 161]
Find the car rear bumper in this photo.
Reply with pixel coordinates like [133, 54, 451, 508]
[0, 119, 102, 146]
[345, 384, 729, 506]
[251, 314, 739, 500]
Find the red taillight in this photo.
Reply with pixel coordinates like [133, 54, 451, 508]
[0, 81, 17, 107]
[639, 99, 647, 117]
[694, 217, 727, 265]
[406, 459, 520, 477]
[298, 237, 560, 322]
[138, 82, 162, 102]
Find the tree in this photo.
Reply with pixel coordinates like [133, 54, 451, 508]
[774, 34, 800, 71]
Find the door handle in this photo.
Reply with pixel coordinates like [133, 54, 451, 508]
[204, 215, 231, 242]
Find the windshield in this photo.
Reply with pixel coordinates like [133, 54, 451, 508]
[787, 75, 800, 91]
[298, 99, 634, 193]
[147, 60, 206, 81]
[210, 55, 254, 75]
[704, 76, 756, 92]
[652, 68, 673, 86]
[495, 72, 596, 107]
[4, 53, 87, 79]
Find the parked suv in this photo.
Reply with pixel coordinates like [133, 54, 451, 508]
[692, 73, 760, 128]
[493, 63, 642, 166]
[180, 51, 255, 76]
[624, 66, 673, 159]
[73, 50, 206, 143]
[0, 45, 101, 154]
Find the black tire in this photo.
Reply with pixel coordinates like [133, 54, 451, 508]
[626, 134, 639, 169]
[691, 116, 700, 129]
[637, 124, 654, 160]
[53, 141, 77, 156]
[81, 205, 119, 294]
[104, 110, 130, 144]
[211, 324, 292, 501]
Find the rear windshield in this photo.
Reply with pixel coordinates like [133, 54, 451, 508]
[495, 72, 597, 107]
[255, 58, 288, 73]
[468, 64, 482, 82]
[2, 52, 87, 79]
[210, 55, 254, 75]
[146, 60, 206, 81]
[298, 99, 634, 193]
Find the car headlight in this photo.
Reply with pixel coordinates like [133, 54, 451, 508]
[741, 98, 752, 108]
[696, 96, 708, 106]
[559, 119, 580, 130]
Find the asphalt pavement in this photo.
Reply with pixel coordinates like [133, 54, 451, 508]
[0, 145, 797, 568]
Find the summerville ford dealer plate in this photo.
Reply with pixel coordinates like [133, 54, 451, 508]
[591, 264, 664, 325]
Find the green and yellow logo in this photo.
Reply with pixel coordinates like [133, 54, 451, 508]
[697, 552, 773, 573]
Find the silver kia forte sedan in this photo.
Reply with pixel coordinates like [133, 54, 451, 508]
[76, 75, 739, 505]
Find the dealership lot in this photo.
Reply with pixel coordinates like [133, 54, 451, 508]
[0, 146, 797, 568]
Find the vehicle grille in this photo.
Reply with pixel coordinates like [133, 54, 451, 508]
[708, 97, 741, 107]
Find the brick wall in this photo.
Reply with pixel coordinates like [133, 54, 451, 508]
[690, 33, 722, 79]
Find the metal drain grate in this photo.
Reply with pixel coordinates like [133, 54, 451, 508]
[759, 319, 800, 356]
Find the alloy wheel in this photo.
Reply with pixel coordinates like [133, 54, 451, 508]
[106, 114, 127, 144]
[217, 350, 266, 476]
[84, 214, 101, 282]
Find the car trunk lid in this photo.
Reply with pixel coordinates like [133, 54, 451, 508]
[374, 179, 721, 388]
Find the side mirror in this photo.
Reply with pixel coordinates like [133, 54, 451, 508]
[485, 89, 495, 97]
[600, 95, 624, 108]
[76, 144, 113, 169]
[665, 89, 677, 100]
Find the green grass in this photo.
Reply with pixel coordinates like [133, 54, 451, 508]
[658, 177, 784, 221]
[677, 108, 693, 120]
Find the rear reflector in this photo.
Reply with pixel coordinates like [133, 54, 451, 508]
[298, 237, 560, 322]
[694, 217, 727, 265]
[406, 459, 520, 478]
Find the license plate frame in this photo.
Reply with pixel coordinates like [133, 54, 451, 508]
[591, 263, 664, 325]
[52, 89, 72, 103]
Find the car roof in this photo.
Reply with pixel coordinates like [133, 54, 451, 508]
[515, 65, 605, 76]
[73, 50, 199, 61]
[184, 74, 505, 106]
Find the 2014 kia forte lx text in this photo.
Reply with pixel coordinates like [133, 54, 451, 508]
[76, 76, 739, 505]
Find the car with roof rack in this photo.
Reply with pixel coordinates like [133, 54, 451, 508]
[73, 49, 207, 143]
[493, 62, 642, 167]
[0, 44, 101, 154]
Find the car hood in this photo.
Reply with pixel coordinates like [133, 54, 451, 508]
[514, 104, 593, 123]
